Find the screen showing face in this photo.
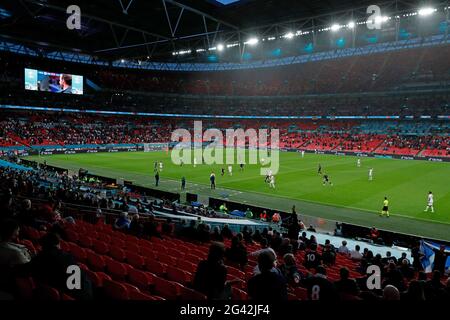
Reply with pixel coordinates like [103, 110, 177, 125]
[24, 68, 83, 94]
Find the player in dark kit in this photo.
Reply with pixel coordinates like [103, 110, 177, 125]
[240, 163, 244, 171]
[322, 174, 332, 186]
[221, 168, 225, 176]
[318, 164, 322, 174]
[181, 176, 186, 190]
[155, 171, 160, 187]
[210, 172, 216, 189]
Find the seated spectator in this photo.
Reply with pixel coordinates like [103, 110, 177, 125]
[397, 252, 410, 266]
[161, 218, 173, 235]
[252, 229, 262, 243]
[399, 258, 415, 280]
[25, 233, 93, 300]
[197, 223, 211, 243]
[304, 243, 322, 270]
[424, 270, 445, 300]
[334, 267, 360, 298]
[249, 238, 277, 276]
[383, 262, 405, 292]
[322, 244, 336, 266]
[242, 226, 253, 244]
[381, 251, 397, 266]
[225, 236, 248, 268]
[349, 245, 363, 260]
[210, 227, 224, 242]
[259, 211, 267, 222]
[220, 224, 233, 239]
[247, 250, 288, 301]
[302, 265, 338, 301]
[307, 225, 316, 232]
[278, 238, 293, 256]
[0, 219, 32, 268]
[128, 214, 144, 237]
[142, 214, 162, 239]
[338, 240, 350, 255]
[279, 253, 302, 285]
[193, 242, 230, 300]
[271, 212, 281, 225]
[113, 212, 131, 230]
[270, 231, 282, 252]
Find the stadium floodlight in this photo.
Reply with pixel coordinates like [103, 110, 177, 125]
[284, 32, 294, 39]
[348, 21, 355, 29]
[331, 24, 341, 32]
[418, 7, 436, 16]
[120, 59, 125, 63]
[245, 37, 259, 45]
[374, 16, 389, 24]
[217, 44, 225, 51]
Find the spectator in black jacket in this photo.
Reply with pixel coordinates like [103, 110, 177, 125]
[193, 242, 230, 300]
[248, 250, 288, 301]
[26, 233, 93, 300]
[225, 236, 248, 268]
[334, 267, 360, 298]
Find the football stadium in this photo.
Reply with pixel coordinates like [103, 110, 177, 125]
[0, 0, 449, 306]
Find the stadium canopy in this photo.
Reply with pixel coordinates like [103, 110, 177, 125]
[0, 0, 448, 63]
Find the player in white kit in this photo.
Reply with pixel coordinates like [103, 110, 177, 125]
[301, 150, 305, 158]
[159, 161, 163, 171]
[193, 157, 197, 167]
[368, 168, 373, 181]
[228, 165, 233, 176]
[269, 175, 275, 189]
[424, 191, 434, 213]
[357, 159, 361, 167]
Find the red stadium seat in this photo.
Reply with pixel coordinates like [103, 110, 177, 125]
[109, 246, 126, 262]
[177, 260, 197, 274]
[15, 277, 35, 300]
[153, 276, 183, 300]
[126, 251, 145, 270]
[158, 253, 177, 266]
[103, 279, 129, 300]
[128, 268, 155, 291]
[166, 266, 192, 285]
[70, 244, 87, 263]
[129, 290, 158, 300]
[92, 239, 109, 255]
[145, 259, 167, 277]
[125, 243, 140, 254]
[140, 247, 156, 260]
[179, 287, 207, 301]
[106, 259, 128, 281]
[231, 287, 248, 300]
[87, 251, 106, 271]
[34, 285, 61, 301]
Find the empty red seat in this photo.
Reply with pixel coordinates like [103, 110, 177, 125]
[158, 253, 177, 266]
[79, 236, 93, 249]
[15, 277, 35, 300]
[92, 239, 109, 255]
[145, 259, 166, 277]
[166, 266, 192, 285]
[294, 287, 308, 300]
[70, 244, 87, 263]
[103, 279, 129, 300]
[226, 266, 245, 280]
[110, 238, 125, 248]
[180, 287, 207, 301]
[140, 247, 156, 260]
[85, 269, 111, 288]
[185, 254, 201, 265]
[34, 285, 61, 300]
[106, 259, 128, 281]
[153, 276, 183, 300]
[177, 260, 197, 274]
[87, 251, 106, 271]
[128, 268, 154, 291]
[231, 287, 248, 300]
[129, 290, 157, 300]
[66, 229, 79, 243]
[125, 243, 140, 254]
[109, 246, 126, 262]
[126, 251, 145, 269]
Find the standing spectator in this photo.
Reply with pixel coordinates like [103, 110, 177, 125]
[433, 245, 449, 274]
[113, 212, 131, 230]
[247, 251, 288, 301]
[322, 243, 336, 266]
[383, 285, 400, 300]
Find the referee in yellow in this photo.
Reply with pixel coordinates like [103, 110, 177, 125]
[380, 196, 390, 217]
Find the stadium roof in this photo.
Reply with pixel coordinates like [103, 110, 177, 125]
[0, 0, 444, 62]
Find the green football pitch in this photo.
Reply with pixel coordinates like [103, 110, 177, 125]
[26, 151, 450, 241]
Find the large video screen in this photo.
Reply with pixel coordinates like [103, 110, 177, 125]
[24, 68, 83, 94]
